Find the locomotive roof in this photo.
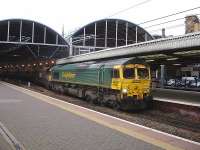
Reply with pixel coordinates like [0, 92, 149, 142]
[52, 57, 146, 71]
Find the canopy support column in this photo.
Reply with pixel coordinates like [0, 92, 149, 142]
[115, 20, 118, 47]
[160, 65, 165, 88]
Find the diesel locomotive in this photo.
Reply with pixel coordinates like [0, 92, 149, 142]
[48, 57, 152, 110]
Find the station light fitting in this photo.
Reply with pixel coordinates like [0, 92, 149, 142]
[174, 50, 200, 56]
[166, 58, 178, 61]
[145, 59, 155, 62]
[33, 64, 36, 66]
[51, 60, 55, 64]
[173, 63, 181, 66]
[21, 64, 25, 67]
[0, 66, 2, 69]
[39, 63, 43, 66]
[13, 54, 20, 57]
[139, 54, 168, 59]
[28, 64, 31, 67]
[45, 62, 48, 65]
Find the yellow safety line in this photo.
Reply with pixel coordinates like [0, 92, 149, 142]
[3, 82, 183, 150]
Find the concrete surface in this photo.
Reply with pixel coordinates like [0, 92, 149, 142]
[153, 88, 200, 106]
[0, 82, 162, 150]
[0, 134, 12, 150]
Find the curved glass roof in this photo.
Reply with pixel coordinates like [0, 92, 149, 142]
[70, 19, 153, 55]
[0, 19, 69, 63]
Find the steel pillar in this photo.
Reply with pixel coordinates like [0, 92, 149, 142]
[44, 27, 46, 44]
[20, 20, 22, 42]
[135, 26, 138, 43]
[7, 21, 10, 41]
[94, 23, 97, 48]
[83, 28, 86, 46]
[105, 20, 108, 48]
[56, 34, 58, 44]
[69, 37, 73, 56]
[115, 20, 118, 47]
[32, 22, 35, 43]
[160, 65, 165, 88]
[145, 33, 148, 41]
[125, 22, 128, 45]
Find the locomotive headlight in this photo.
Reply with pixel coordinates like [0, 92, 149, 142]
[122, 89, 128, 93]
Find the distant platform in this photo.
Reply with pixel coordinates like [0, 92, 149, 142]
[153, 88, 200, 107]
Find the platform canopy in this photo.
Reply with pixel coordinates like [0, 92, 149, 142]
[0, 19, 69, 64]
[69, 18, 153, 55]
[57, 32, 200, 67]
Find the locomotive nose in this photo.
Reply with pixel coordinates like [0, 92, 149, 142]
[127, 83, 150, 100]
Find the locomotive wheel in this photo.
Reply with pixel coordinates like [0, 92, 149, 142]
[112, 101, 121, 110]
[86, 95, 94, 104]
[97, 98, 105, 106]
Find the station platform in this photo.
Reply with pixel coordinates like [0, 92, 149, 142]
[0, 134, 12, 150]
[0, 81, 199, 150]
[153, 88, 200, 107]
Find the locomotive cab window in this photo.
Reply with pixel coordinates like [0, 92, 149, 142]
[52, 72, 59, 80]
[112, 69, 120, 78]
[123, 68, 135, 79]
[137, 68, 149, 79]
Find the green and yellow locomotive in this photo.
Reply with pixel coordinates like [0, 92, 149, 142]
[49, 57, 152, 110]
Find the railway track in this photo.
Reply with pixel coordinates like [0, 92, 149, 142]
[138, 111, 200, 133]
